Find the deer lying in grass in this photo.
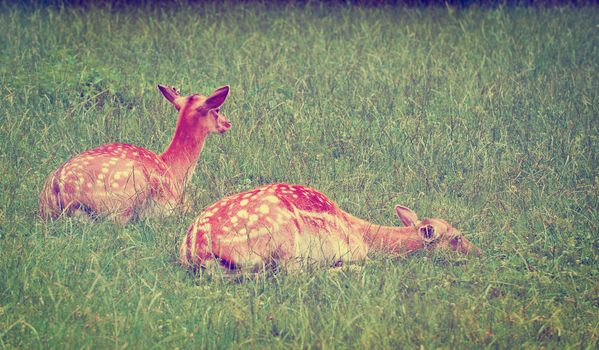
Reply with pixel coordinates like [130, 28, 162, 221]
[39, 85, 231, 224]
[180, 184, 481, 271]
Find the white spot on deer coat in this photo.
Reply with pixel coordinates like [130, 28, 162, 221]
[248, 214, 258, 224]
[219, 227, 271, 244]
[258, 204, 270, 214]
[263, 195, 279, 203]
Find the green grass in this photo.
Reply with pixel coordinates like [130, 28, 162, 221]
[1, 1, 597, 348]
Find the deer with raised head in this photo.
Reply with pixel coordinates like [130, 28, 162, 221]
[39, 85, 231, 224]
[180, 184, 481, 271]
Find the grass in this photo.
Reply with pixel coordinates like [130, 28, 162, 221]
[0, 1, 597, 348]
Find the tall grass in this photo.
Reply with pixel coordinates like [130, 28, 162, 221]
[0, 2, 597, 348]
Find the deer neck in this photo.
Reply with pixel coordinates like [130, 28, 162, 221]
[344, 213, 426, 254]
[160, 117, 209, 187]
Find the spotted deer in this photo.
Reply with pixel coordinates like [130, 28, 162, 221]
[180, 184, 481, 271]
[39, 85, 231, 224]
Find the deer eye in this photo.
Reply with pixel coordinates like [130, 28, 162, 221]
[450, 236, 462, 249]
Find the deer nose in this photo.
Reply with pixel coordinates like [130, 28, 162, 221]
[218, 121, 231, 133]
[462, 237, 483, 257]
[470, 246, 483, 257]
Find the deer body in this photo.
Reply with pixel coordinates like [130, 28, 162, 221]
[39, 85, 231, 224]
[180, 184, 481, 271]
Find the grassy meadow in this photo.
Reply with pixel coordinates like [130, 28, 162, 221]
[0, 1, 597, 348]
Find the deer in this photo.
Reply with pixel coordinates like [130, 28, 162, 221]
[179, 184, 482, 272]
[39, 84, 231, 224]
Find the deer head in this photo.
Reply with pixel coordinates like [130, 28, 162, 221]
[158, 84, 231, 135]
[395, 205, 482, 256]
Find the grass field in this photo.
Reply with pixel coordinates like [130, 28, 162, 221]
[0, 1, 597, 349]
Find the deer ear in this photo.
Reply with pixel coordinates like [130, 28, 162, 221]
[395, 205, 419, 227]
[158, 85, 181, 110]
[204, 85, 229, 110]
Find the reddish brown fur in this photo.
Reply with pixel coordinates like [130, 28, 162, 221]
[180, 184, 481, 271]
[39, 85, 231, 224]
